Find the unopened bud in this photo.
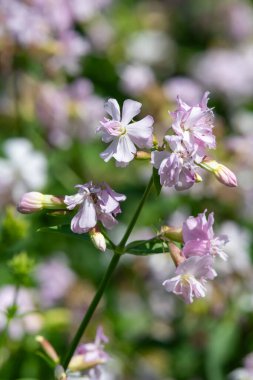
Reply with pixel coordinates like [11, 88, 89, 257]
[200, 158, 237, 187]
[160, 226, 183, 243]
[136, 151, 151, 160]
[36, 336, 60, 364]
[89, 227, 106, 252]
[55, 365, 67, 380]
[69, 355, 105, 372]
[17, 192, 66, 214]
[169, 242, 185, 266]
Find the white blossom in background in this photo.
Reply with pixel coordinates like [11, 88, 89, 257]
[0, 286, 42, 340]
[36, 254, 76, 308]
[0, 138, 47, 207]
[163, 76, 203, 105]
[191, 46, 253, 102]
[119, 64, 155, 96]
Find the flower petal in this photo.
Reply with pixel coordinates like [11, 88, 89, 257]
[121, 99, 142, 125]
[104, 99, 121, 121]
[126, 115, 154, 148]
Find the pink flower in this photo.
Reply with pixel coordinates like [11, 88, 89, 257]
[163, 255, 217, 304]
[182, 210, 229, 260]
[68, 326, 109, 378]
[97, 98, 154, 167]
[64, 182, 126, 234]
[170, 91, 216, 158]
[151, 136, 197, 190]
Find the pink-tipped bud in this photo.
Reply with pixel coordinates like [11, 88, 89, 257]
[200, 158, 238, 187]
[36, 336, 60, 364]
[160, 226, 183, 243]
[168, 242, 185, 266]
[17, 192, 66, 214]
[89, 227, 106, 252]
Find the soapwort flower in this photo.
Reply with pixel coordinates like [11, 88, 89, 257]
[163, 211, 228, 303]
[97, 98, 154, 167]
[64, 182, 126, 234]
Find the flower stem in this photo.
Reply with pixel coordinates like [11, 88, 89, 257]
[62, 174, 154, 370]
[63, 253, 120, 370]
[117, 174, 154, 251]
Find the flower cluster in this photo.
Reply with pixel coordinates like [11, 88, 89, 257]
[163, 210, 228, 303]
[97, 94, 237, 191]
[152, 92, 216, 190]
[64, 182, 126, 234]
[0, 0, 111, 74]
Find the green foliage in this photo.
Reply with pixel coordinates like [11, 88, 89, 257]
[8, 251, 35, 286]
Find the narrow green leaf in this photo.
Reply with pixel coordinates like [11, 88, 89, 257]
[125, 237, 169, 256]
[152, 167, 162, 196]
[37, 225, 114, 250]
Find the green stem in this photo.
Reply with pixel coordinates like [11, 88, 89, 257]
[63, 253, 120, 370]
[63, 174, 154, 371]
[117, 174, 154, 251]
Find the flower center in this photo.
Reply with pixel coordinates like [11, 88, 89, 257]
[105, 121, 126, 136]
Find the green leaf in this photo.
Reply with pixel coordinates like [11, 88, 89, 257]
[37, 224, 114, 250]
[125, 237, 169, 256]
[152, 167, 162, 196]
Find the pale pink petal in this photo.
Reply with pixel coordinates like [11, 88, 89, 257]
[112, 134, 136, 164]
[104, 99, 121, 121]
[126, 115, 154, 148]
[121, 99, 142, 125]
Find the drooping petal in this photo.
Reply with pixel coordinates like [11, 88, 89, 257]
[121, 99, 142, 125]
[71, 197, 97, 233]
[104, 98, 121, 121]
[100, 138, 120, 163]
[174, 166, 195, 191]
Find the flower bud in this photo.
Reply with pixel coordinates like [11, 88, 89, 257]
[200, 158, 237, 187]
[36, 336, 60, 364]
[89, 227, 106, 252]
[168, 242, 185, 266]
[54, 365, 67, 380]
[135, 151, 151, 160]
[160, 226, 183, 243]
[17, 192, 66, 214]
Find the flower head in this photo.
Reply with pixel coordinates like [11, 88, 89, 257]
[151, 92, 222, 191]
[97, 98, 154, 167]
[182, 210, 229, 260]
[163, 255, 217, 303]
[170, 91, 216, 154]
[64, 182, 126, 234]
[68, 326, 109, 377]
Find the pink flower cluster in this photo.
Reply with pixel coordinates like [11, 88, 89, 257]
[152, 92, 216, 190]
[163, 210, 228, 303]
[0, 0, 111, 74]
[64, 182, 126, 234]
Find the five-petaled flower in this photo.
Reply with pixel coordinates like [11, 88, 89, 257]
[97, 98, 154, 167]
[64, 181, 126, 234]
[163, 255, 217, 304]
